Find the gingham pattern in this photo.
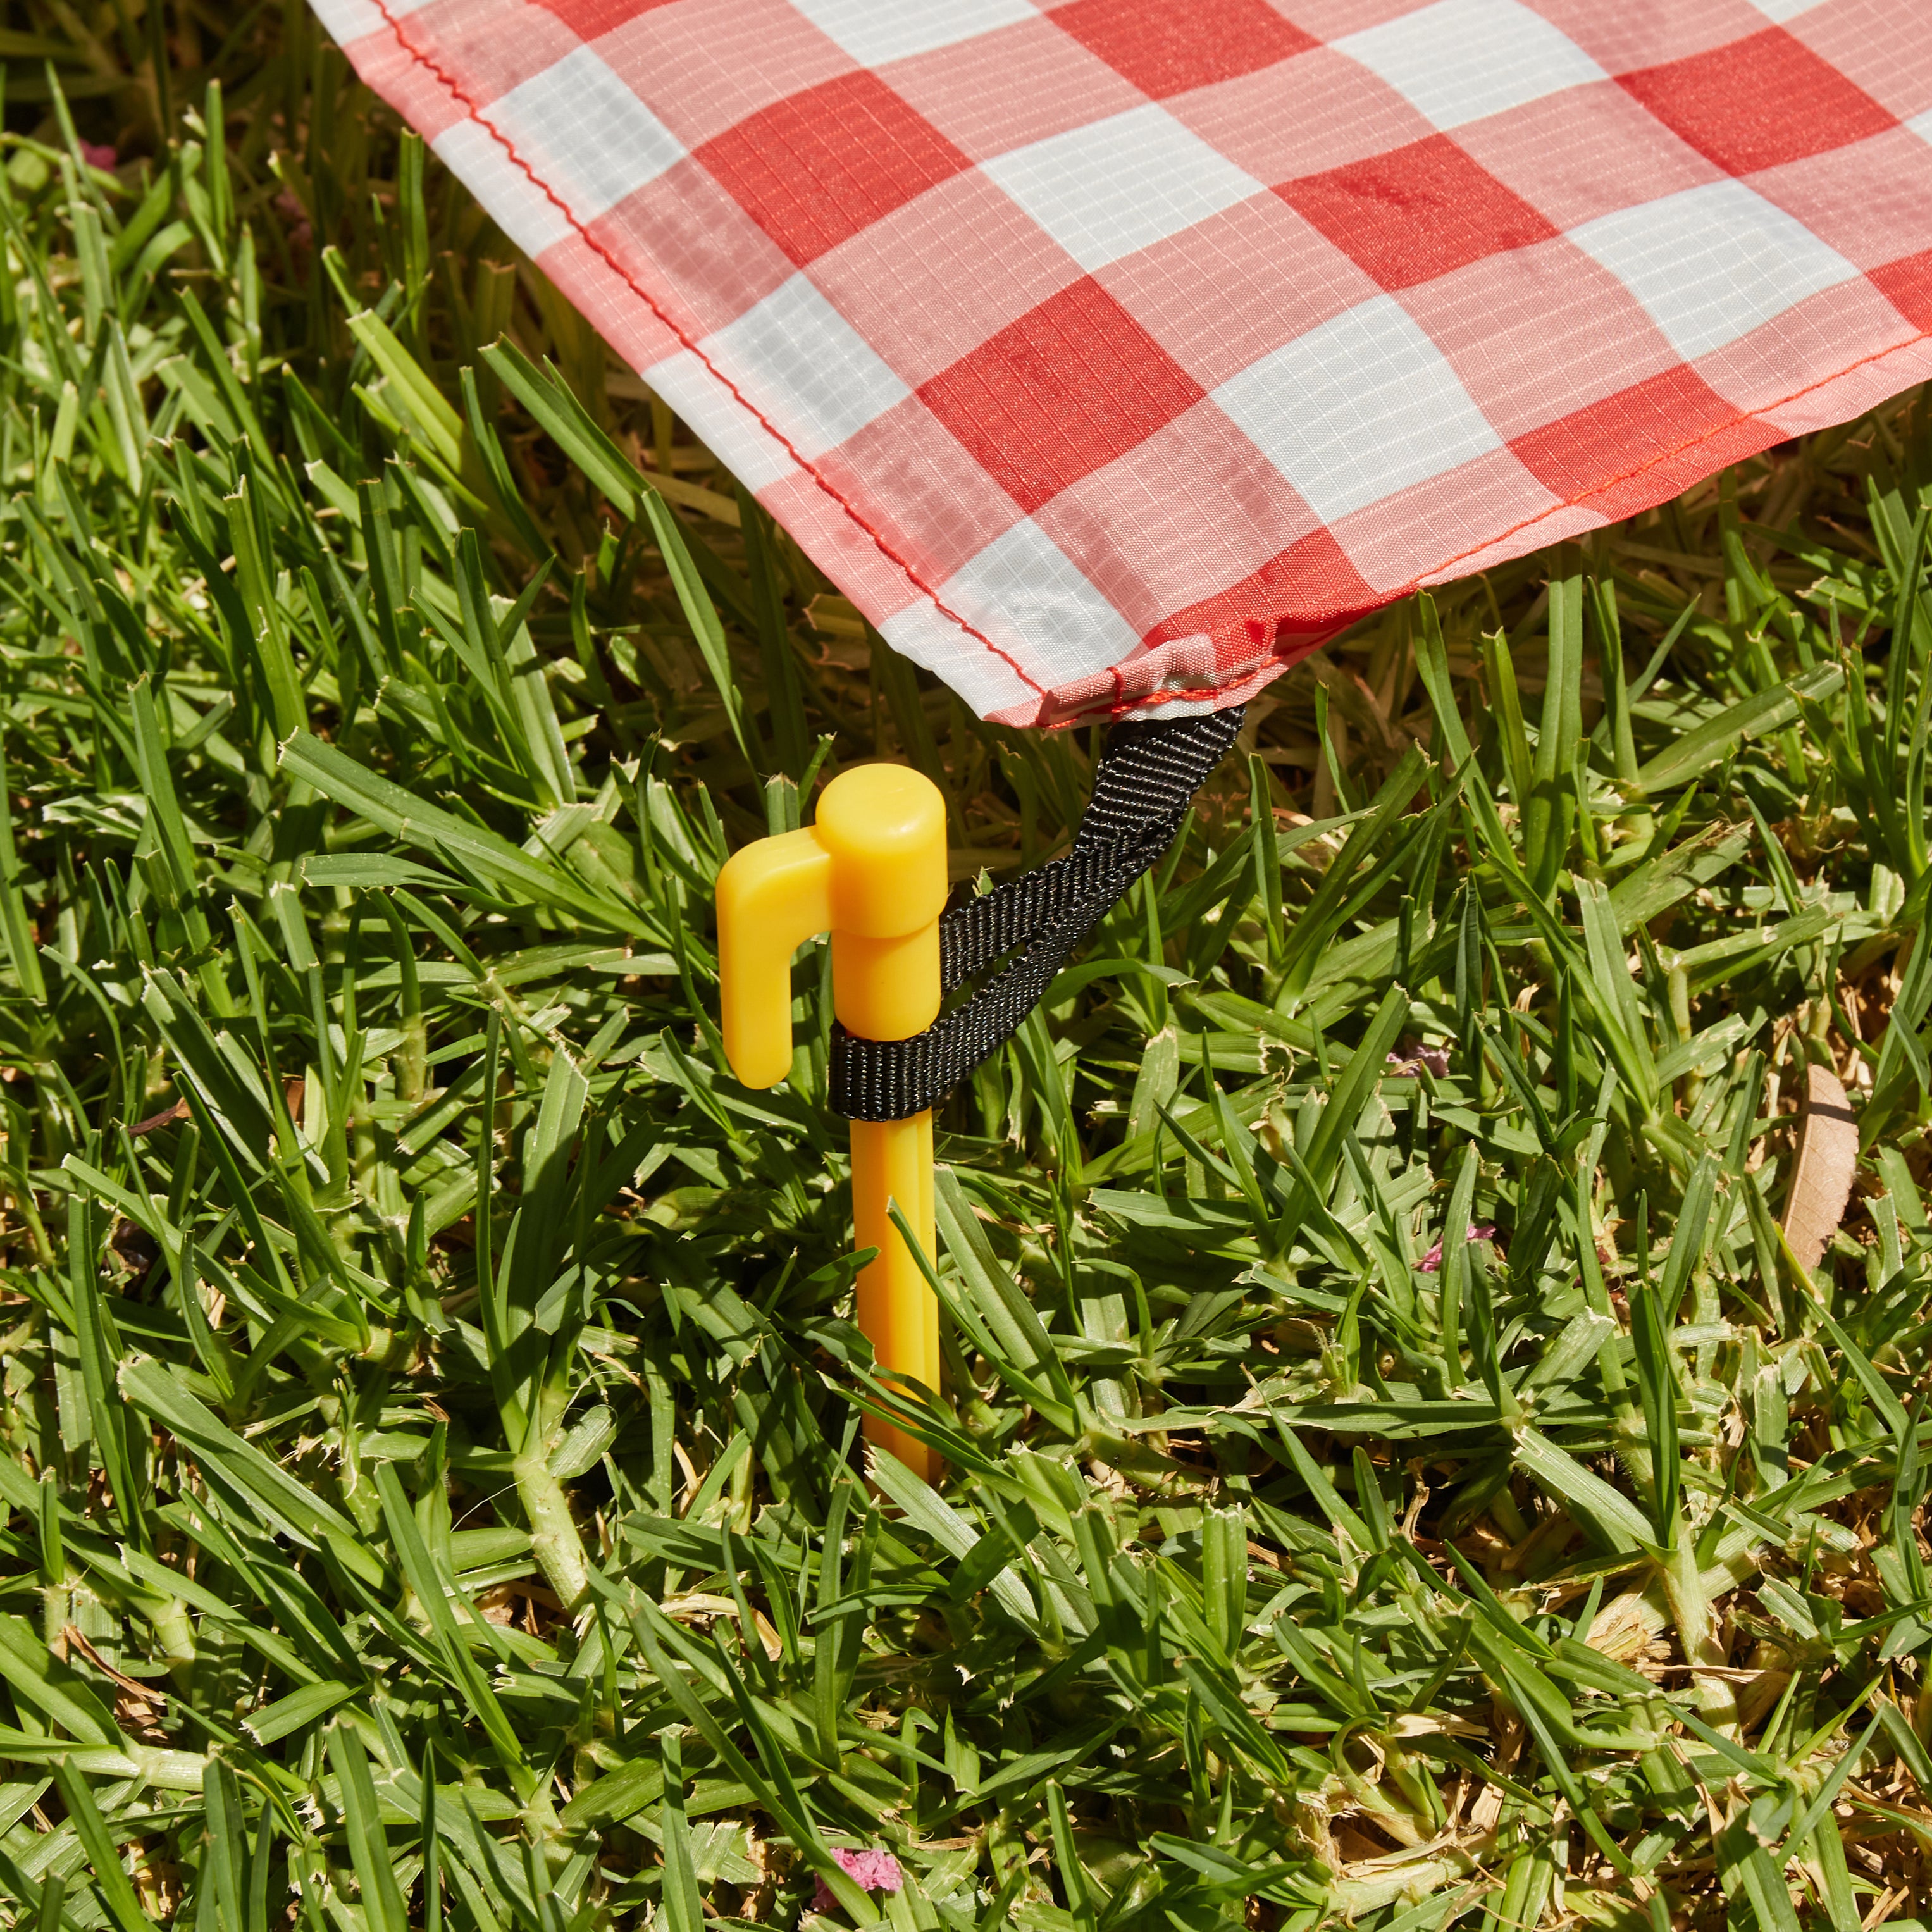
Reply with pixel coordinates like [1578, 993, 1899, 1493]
[311, 0, 1932, 727]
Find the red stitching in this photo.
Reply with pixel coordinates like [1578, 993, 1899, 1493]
[1397, 325, 1932, 596]
[364, 0, 1932, 731]
[1060, 325, 1932, 725]
[365, 0, 1048, 705]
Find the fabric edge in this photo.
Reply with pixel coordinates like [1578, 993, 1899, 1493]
[310, 1, 1932, 734]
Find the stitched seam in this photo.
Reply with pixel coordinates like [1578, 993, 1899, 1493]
[366, 0, 1048, 705]
[366, 1, 1930, 728]
[1399, 325, 1932, 597]
[1089, 325, 1932, 723]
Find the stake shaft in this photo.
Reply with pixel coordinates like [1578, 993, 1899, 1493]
[717, 764, 947, 1480]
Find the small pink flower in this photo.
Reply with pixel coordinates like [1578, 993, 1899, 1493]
[1387, 1048, 1450, 1079]
[1418, 1225, 1496, 1273]
[272, 190, 314, 254]
[812, 1848, 904, 1913]
[80, 142, 117, 172]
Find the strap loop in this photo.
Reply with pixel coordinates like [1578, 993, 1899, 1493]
[829, 706, 1245, 1121]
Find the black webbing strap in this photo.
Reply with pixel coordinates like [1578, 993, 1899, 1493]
[829, 705, 1246, 1121]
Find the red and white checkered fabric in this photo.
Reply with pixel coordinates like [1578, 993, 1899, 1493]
[310, 0, 1932, 727]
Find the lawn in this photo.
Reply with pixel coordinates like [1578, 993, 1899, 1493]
[3, 6, 1932, 1930]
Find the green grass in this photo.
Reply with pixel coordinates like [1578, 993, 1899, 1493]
[4, 6, 1932, 1929]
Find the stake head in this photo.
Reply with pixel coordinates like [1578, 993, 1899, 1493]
[815, 764, 948, 939]
[715, 764, 948, 1089]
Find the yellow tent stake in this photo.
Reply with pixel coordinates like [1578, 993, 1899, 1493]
[715, 764, 946, 1480]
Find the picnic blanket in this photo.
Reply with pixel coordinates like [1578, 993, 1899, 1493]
[309, 0, 1932, 725]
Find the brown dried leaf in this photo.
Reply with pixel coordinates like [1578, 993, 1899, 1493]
[1587, 1593, 1661, 1663]
[63, 1625, 162, 1705]
[1783, 1062, 1859, 1275]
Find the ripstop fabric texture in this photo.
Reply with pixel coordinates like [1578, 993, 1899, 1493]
[311, 0, 1932, 728]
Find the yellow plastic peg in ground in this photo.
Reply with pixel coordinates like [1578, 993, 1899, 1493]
[715, 765, 946, 1480]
